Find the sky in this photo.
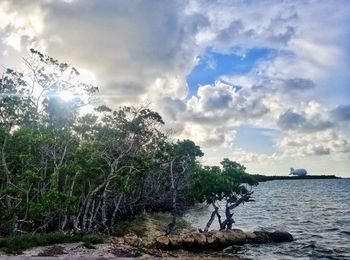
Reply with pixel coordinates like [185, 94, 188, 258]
[1, 0, 350, 176]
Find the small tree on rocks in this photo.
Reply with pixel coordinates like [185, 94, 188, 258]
[188, 159, 258, 232]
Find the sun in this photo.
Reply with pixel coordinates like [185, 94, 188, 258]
[59, 90, 75, 101]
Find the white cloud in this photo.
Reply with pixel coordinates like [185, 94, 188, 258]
[1, 0, 350, 175]
[178, 123, 236, 148]
[279, 130, 350, 158]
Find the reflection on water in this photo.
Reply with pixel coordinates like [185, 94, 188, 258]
[184, 179, 350, 259]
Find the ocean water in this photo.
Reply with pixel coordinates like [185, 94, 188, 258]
[184, 179, 350, 259]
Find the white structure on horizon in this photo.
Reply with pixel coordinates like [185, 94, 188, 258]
[290, 168, 308, 176]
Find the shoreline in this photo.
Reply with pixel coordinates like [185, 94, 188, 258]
[251, 174, 340, 182]
[0, 212, 293, 258]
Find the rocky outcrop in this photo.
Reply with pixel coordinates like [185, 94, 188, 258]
[252, 230, 293, 244]
[7, 230, 292, 258]
[147, 229, 293, 250]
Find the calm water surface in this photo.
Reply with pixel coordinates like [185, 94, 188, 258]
[184, 179, 350, 259]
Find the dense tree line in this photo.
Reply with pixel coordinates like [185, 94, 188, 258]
[0, 50, 256, 236]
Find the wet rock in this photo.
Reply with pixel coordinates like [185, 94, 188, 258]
[268, 231, 294, 243]
[251, 231, 270, 244]
[245, 231, 256, 240]
[251, 231, 294, 244]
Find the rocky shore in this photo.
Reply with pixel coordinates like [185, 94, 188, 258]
[0, 213, 293, 258]
[6, 229, 293, 258]
[152, 229, 294, 249]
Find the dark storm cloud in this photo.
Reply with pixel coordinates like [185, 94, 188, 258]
[278, 109, 333, 131]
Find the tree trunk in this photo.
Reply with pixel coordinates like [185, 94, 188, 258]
[1, 136, 11, 186]
[204, 202, 221, 232]
[166, 158, 177, 235]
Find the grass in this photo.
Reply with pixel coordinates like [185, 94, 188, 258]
[0, 232, 104, 254]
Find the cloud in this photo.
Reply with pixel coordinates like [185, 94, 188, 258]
[231, 149, 281, 164]
[186, 0, 300, 52]
[1, 0, 350, 175]
[178, 123, 236, 148]
[283, 78, 315, 92]
[192, 81, 235, 111]
[331, 105, 350, 122]
[279, 130, 350, 157]
[1, 0, 206, 105]
[186, 81, 270, 123]
[156, 97, 186, 121]
[278, 110, 306, 130]
[278, 108, 334, 132]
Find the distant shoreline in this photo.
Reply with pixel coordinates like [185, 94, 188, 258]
[251, 174, 340, 182]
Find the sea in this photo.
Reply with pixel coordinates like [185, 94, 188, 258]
[184, 179, 350, 259]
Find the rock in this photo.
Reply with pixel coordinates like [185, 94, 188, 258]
[123, 233, 140, 247]
[182, 233, 195, 248]
[252, 231, 270, 244]
[245, 231, 256, 241]
[251, 231, 293, 244]
[143, 239, 157, 249]
[205, 233, 218, 246]
[226, 229, 247, 245]
[37, 245, 66, 256]
[211, 229, 247, 246]
[191, 232, 207, 247]
[150, 229, 293, 251]
[156, 235, 170, 248]
[168, 234, 183, 248]
[216, 231, 229, 245]
[268, 231, 294, 243]
[111, 236, 125, 245]
[211, 230, 227, 245]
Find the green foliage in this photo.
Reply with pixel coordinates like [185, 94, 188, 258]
[188, 159, 258, 204]
[29, 191, 78, 217]
[0, 232, 104, 254]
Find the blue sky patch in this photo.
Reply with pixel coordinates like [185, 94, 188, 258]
[186, 47, 274, 96]
[232, 125, 279, 154]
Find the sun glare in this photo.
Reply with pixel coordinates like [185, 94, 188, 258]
[59, 90, 75, 101]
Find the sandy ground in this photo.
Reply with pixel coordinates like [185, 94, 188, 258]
[0, 241, 244, 259]
[1, 242, 119, 258]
